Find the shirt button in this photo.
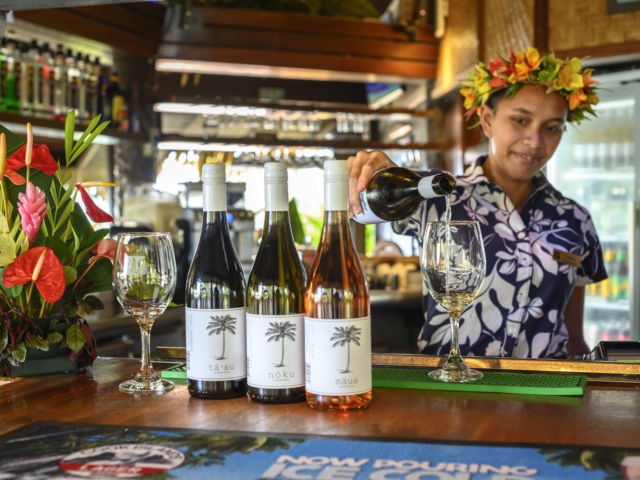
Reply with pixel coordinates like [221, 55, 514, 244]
[517, 232, 526, 240]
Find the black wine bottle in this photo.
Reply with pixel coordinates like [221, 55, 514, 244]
[185, 164, 247, 399]
[246, 162, 307, 404]
[353, 168, 455, 224]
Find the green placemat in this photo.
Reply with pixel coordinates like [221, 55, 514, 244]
[162, 364, 587, 396]
[373, 367, 587, 396]
[162, 363, 187, 379]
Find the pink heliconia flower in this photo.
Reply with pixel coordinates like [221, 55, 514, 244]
[89, 238, 116, 264]
[18, 182, 48, 245]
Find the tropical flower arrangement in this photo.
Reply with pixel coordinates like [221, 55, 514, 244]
[0, 113, 117, 375]
[460, 47, 600, 124]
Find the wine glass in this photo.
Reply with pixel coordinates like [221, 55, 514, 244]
[113, 232, 177, 393]
[421, 221, 486, 383]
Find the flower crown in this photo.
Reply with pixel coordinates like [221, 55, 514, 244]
[460, 47, 599, 125]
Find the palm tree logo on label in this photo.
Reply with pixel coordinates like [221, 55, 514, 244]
[207, 315, 237, 360]
[265, 321, 297, 368]
[331, 326, 362, 374]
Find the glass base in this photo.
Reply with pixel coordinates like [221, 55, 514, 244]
[429, 367, 483, 383]
[119, 378, 175, 393]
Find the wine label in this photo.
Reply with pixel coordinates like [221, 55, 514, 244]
[246, 313, 305, 389]
[185, 307, 246, 381]
[304, 316, 372, 396]
[353, 192, 385, 224]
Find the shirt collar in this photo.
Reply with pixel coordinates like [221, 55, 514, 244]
[458, 156, 550, 193]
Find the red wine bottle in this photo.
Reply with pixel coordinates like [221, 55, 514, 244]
[185, 164, 247, 399]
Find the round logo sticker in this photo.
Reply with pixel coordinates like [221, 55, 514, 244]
[59, 444, 185, 478]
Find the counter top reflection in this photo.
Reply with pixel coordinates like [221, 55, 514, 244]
[1, 358, 639, 449]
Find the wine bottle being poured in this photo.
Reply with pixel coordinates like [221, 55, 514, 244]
[353, 167, 455, 224]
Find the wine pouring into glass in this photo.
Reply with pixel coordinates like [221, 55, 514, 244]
[113, 232, 177, 393]
[422, 218, 486, 382]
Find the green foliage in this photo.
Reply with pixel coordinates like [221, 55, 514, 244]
[0, 112, 113, 374]
[0, 124, 25, 156]
[10, 342, 26, 362]
[65, 324, 85, 353]
[181, 0, 379, 17]
[27, 334, 49, 351]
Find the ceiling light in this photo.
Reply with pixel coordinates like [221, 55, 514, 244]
[155, 59, 426, 85]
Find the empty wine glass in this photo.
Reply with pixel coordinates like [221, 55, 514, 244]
[422, 221, 486, 382]
[113, 232, 177, 393]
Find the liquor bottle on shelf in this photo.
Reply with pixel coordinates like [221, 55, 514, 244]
[305, 160, 372, 411]
[83, 56, 95, 118]
[105, 71, 124, 127]
[27, 40, 42, 116]
[65, 49, 77, 112]
[2, 40, 20, 113]
[599, 247, 614, 300]
[53, 44, 67, 117]
[19, 43, 32, 116]
[76, 53, 88, 119]
[353, 167, 455, 224]
[40, 43, 54, 116]
[246, 162, 307, 404]
[185, 163, 247, 399]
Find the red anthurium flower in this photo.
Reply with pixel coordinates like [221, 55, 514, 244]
[76, 183, 114, 223]
[6, 143, 59, 176]
[89, 238, 116, 264]
[3, 247, 66, 303]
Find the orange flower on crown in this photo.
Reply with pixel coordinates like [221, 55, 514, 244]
[510, 48, 542, 83]
[459, 47, 600, 125]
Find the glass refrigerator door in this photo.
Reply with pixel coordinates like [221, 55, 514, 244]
[547, 89, 638, 348]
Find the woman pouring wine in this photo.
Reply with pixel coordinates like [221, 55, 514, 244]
[348, 48, 607, 359]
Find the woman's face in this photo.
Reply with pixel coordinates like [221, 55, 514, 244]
[480, 85, 568, 182]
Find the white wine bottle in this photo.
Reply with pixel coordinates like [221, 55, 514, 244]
[185, 164, 247, 399]
[353, 167, 455, 224]
[247, 162, 307, 404]
[305, 160, 372, 411]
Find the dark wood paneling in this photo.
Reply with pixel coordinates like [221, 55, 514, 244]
[555, 40, 640, 60]
[14, 3, 166, 58]
[158, 43, 437, 80]
[534, 0, 549, 53]
[68, 5, 164, 41]
[4, 0, 150, 10]
[164, 26, 438, 62]
[1, 357, 640, 449]
[198, 7, 436, 42]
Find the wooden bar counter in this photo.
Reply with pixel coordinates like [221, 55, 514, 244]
[1, 357, 639, 449]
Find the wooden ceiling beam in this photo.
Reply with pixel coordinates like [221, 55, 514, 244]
[158, 43, 436, 80]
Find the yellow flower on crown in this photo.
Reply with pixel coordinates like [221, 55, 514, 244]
[554, 57, 584, 91]
[459, 47, 600, 125]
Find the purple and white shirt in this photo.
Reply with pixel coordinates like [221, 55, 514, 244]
[393, 157, 607, 358]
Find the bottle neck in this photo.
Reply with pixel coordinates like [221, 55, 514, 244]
[324, 177, 348, 211]
[262, 211, 296, 246]
[265, 180, 289, 212]
[321, 211, 352, 237]
[203, 181, 226, 212]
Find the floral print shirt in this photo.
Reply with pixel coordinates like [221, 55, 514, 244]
[393, 157, 608, 358]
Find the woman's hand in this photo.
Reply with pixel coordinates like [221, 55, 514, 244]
[347, 151, 397, 216]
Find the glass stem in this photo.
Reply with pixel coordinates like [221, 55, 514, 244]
[136, 320, 157, 383]
[444, 313, 466, 371]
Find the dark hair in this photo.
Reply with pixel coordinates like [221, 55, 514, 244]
[485, 87, 571, 121]
[486, 89, 508, 111]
